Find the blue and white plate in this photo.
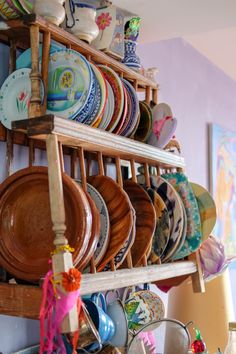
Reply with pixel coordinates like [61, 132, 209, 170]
[0, 68, 44, 130]
[47, 49, 93, 119]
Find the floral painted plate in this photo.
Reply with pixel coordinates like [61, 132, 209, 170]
[170, 198, 188, 261]
[0, 68, 44, 130]
[98, 65, 124, 132]
[47, 49, 92, 119]
[161, 172, 202, 259]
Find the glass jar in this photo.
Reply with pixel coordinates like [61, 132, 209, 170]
[224, 322, 236, 353]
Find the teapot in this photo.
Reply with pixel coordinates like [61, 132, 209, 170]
[64, 0, 99, 43]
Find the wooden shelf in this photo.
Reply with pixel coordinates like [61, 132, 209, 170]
[0, 261, 196, 319]
[12, 115, 185, 168]
[0, 14, 157, 90]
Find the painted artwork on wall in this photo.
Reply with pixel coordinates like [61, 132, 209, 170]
[210, 123, 236, 256]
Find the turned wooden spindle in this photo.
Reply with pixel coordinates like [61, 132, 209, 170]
[6, 131, 14, 177]
[58, 142, 65, 173]
[29, 25, 42, 118]
[9, 40, 16, 74]
[144, 162, 151, 188]
[152, 88, 158, 105]
[133, 79, 138, 92]
[145, 86, 151, 105]
[115, 157, 133, 269]
[41, 31, 51, 114]
[46, 134, 78, 333]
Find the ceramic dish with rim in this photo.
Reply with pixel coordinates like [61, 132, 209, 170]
[123, 180, 156, 267]
[170, 199, 187, 261]
[134, 101, 152, 143]
[88, 175, 133, 271]
[104, 218, 136, 271]
[16, 43, 64, 70]
[0, 166, 92, 281]
[112, 81, 128, 135]
[162, 172, 202, 260]
[98, 79, 114, 130]
[120, 78, 139, 137]
[77, 180, 110, 267]
[0, 0, 21, 19]
[148, 175, 184, 262]
[18, 0, 34, 13]
[91, 64, 108, 128]
[74, 67, 99, 124]
[0, 68, 44, 130]
[190, 182, 216, 241]
[98, 65, 124, 133]
[145, 187, 170, 263]
[47, 49, 93, 119]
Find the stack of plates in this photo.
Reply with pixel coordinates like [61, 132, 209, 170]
[0, 45, 145, 139]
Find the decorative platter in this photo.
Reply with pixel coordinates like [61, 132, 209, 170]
[47, 49, 92, 119]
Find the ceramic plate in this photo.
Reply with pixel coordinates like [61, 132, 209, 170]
[47, 49, 92, 119]
[88, 175, 133, 271]
[0, 0, 20, 19]
[146, 187, 170, 262]
[91, 64, 108, 128]
[190, 182, 216, 241]
[112, 81, 128, 135]
[77, 181, 110, 266]
[0, 167, 92, 281]
[123, 180, 156, 267]
[152, 102, 173, 120]
[162, 172, 202, 259]
[120, 78, 139, 137]
[98, 65, 124, 132]
[16, 42, 64, 69]
[170, 198, 187, 261]
[0, 68, 44, 130]
[134, 101, 152, 142]
[17, 0, 34, 13]
[74, 67, 98, 124]
[149, 175, 184, 262]
[98, 79, 114, 130]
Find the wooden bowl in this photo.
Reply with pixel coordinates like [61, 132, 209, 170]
[76, 190, 100, 271]
[123, 180, 156, 266]
[88, 175, 133, 271]
[0, 167, 92, 281]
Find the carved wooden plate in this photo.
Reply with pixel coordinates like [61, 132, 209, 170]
[88, 175, 133, 271]
[123, 180, 156, 266]
[0, 166, 92, 281]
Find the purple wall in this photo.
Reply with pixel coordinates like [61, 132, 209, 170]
[138, 38, 236, 187]
[138, 37, 236, 318]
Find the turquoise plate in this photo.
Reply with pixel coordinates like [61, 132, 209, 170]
[161, 172, 202, 259]
[16, 42, 64, 69]
[47, 49, 92, 119]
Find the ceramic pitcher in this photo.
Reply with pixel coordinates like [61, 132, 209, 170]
[34, 0, 65, 26]
[64, 0, 99, 43]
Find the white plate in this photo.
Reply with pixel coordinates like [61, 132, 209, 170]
[0, 68, 44, 130]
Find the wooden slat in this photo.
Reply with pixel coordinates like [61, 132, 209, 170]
[12, 116, 185, 168]
[0, 15, 158, 89]
[0, 261, 196, 319]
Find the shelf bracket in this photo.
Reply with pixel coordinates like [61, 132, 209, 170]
[189, 251, 205, 293]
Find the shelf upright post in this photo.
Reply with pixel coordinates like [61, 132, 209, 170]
[41, 31, 51, 115]
[29, 24, 42, 118]
[46, 134, 78, 333]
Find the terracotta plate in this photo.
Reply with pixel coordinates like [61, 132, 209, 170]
[123, 180, 156, 266]
[0, 167, 92, 281]
[88, 175, 133, 271]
